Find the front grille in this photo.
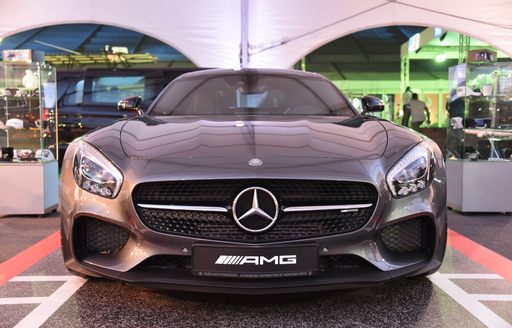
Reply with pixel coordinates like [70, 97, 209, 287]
[138, 207, 375, 242]
[379, 218, 433, 254]
[73, 217, 130, 257]
[133, 179, 377, 242]
[133, 179, 377, 206]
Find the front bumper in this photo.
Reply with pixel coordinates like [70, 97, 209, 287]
[80, 256, 441, 295]
[60, 147, 447, 294]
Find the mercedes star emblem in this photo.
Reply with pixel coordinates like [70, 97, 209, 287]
[248, 158, 263, 167]
[232, 187, 279, 233]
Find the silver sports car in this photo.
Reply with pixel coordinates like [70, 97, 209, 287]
[60, 69, 447, 294]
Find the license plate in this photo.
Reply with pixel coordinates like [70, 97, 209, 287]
[192, 245, 318, 279]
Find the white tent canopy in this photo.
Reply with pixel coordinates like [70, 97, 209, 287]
[1, 0, 511, 68]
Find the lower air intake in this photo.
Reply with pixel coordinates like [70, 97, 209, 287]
[74, 217, 130, 257]
[132, 255, 191, 272]
[319, 255, 375, 272]
[379, 217, 433, 254]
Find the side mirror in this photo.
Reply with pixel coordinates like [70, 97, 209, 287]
[117, 96, 143, 115]
[361, 96, 384, 114]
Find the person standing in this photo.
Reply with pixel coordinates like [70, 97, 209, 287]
[402, 86, 412, 111]
[446, 88, 466, 158]
[399, 86, 413, 122]
[402, 93, 430, 130]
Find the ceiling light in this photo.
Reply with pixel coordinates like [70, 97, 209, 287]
[435, 54, 446, 62]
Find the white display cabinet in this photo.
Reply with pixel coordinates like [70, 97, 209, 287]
[446, 62, 512, 213]
[0, 62, 59, 216]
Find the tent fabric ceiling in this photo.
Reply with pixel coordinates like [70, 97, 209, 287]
[246, 0, 512, 68]
[0, 24, 187, 62]
[2, 24, 445, 81]
[0, 0, 511, 68]
[0, 0, 241, 68]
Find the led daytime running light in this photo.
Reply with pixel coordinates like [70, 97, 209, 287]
[73, 142, 123, 198]
[386, 142, 434, 198]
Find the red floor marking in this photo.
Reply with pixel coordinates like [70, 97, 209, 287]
[447, 228, 512, 282]
[0, 230, 60, 286]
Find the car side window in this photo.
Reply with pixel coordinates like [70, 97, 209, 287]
[89, 76, 146, 104]
[62, 79, 84, 106]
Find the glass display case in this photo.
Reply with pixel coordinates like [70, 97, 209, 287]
[0, 62, 59, 215]
[446, 62, 512, 213]
[447, 62, 512, 160]
[0, 62, 58, 161]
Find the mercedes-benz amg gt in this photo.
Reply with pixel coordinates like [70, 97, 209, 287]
[60, 69, 447, 294]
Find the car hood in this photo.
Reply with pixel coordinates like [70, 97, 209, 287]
[118, 116, 388, 161]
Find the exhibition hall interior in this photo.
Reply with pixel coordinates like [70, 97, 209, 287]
[0, 1, 511, 327]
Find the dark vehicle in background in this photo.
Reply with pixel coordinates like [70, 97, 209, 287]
[57, 68, 200, 160]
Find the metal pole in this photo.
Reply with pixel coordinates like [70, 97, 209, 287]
[240, 0, 249, 68]
[399, 55, 410, 123]
[458, 34, 470, 64]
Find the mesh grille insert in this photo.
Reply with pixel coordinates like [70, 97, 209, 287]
[74, 218, 130, 257]
[133, 179, 377, 243]
[379, 218, 432, 254]
[133, 179, 377, 206]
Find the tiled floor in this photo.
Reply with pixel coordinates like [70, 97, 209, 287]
[0, 211, 510, 328]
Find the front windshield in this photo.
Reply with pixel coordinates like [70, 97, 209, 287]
[149, 72, 355, 117]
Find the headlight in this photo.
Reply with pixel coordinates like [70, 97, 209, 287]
[73, 141, 123, 198]
[386, 142, 435, 198]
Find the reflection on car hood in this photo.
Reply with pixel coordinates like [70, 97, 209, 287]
[119, 116, 388, 161]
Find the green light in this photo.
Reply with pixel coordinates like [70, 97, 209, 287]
[435, 54, 446, 62]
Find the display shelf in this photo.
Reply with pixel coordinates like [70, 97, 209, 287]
[0, 160, 58, 216]
[0, 62, 59, 215]
[447, 159, 512, 213]
[0, 62, 58, 161]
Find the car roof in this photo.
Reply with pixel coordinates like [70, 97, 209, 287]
[178, 68, 326, 80]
